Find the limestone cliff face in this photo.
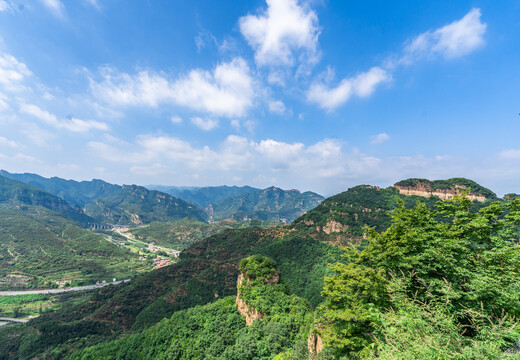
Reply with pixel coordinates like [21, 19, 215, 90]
[235, 272, 279, 326]
[307, 332, 324, 355]
[317, 219, 349, 234]
[394, 183, 487, 202]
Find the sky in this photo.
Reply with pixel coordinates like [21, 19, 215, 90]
[0, 0, 519, 196]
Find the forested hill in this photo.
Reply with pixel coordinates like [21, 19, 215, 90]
[147, 185, 260, 208]
[0, 170, 120, 207]
[149, 184, 324, 223]
[292, 179, 496, 245]
[0, 175, 91, 223]
[0, 171, 207, 225]
[208, 186, 324, 222]
[84, 185, 207, 225]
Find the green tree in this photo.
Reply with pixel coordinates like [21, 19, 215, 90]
[319, 196, 520, 358]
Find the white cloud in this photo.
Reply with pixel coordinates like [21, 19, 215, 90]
[370, 133, 390, 144]
[171, 116, 182, 124]
[307, 67, 390, 111]
[20, 103, 109, 133]
[0, 1, 12, 12]
[21, 123, 55, 147]
[0, 53, 32, 91]
[403, 8, 486, 62]
[239, 0, 320, 67]
[40, 0, 65, 17]
[195, 30, 217, 52]
[0, 93, 9, 110]
[499, 149, 520, 160]
[84, 0, 99, 9]
[0, 136, 18, 147]
[191, 116, 218, 131]
[268, 100, 286, 114]
[91, 57, 254, 118]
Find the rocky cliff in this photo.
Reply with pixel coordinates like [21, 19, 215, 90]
[394, 178, 495, 202]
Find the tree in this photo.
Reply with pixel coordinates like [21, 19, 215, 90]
[318, 196, 520, 358]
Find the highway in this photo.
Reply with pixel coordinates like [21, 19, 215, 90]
[0, 279, 130, 296]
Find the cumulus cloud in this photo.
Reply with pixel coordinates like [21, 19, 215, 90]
[40, 0, 65, 17]
[402, 8, 486, 62]
[170, 116, 182, 124]
[0, 53, 32, 91]
[239, 0, 320, 67]
[20, 103, 109, 133]
[268, 100, 286, 114]
[0, 136, 18, 147]
[191, 116, 218, 131]
[307, 67, 390, 111]
[90, 57, 254, 118]
[370, 133, 390, 144]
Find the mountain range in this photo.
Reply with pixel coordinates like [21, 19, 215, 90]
[0, 174, 516, 359]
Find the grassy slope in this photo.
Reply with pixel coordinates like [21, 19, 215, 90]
[128, 218, 275, 250]
[0, 207, 150, 290]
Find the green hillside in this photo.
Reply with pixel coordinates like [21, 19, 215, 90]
[128, 218, 275, 251]
[292, 184, 493, 245]
[0, 172, 207, 225]
[69, 256, 313, 360]
[0, 207, 149, 290]
[84, 185, 207, 225]
[0, 175, 91, 224]
[0, 170, 120, 208]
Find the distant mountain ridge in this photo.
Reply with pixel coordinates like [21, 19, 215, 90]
[2, 171, 323, 224]
[0, 171, 206, 225]
[0, 175, 92, 223]
[147, 185, 259, 208]
[148, 184, 324, 223]
[0, 170, 120, 207]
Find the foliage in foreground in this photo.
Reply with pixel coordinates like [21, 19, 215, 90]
[69, 257, 313, 360]
[319, 196, 520, 358]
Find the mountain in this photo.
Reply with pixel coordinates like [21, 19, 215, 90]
[0, 170, 120, 208]
[208, 186, 324, 222]
[0, 177, 502, 358]
[0, 207, 147, 290]
[0, 175, 91, 223]
[293, 178, 496, 246]
[0, 171, 207, 225]
[394, 177, 497, 201]
[84, 185, 207, 225]
[148, 184, 324, 223]
[147, 185, 260, 208]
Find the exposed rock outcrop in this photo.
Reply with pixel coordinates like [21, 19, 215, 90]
[307, 332, 324, 356]
[394, 182, 487, 202]
[236, 274, 267, 326]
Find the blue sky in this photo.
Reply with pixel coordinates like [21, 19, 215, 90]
[0, 0, 519, 196]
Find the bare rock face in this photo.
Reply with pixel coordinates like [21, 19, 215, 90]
[235, 272, 279, 326]
[307, 332, 324, 355]
[394, 183, 487, 202]
[318, 219, 349, 234]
